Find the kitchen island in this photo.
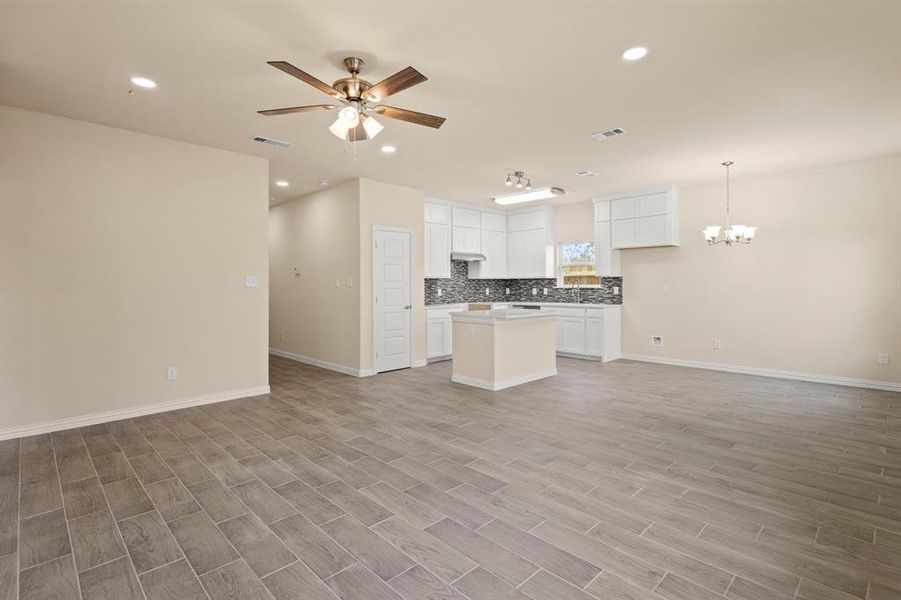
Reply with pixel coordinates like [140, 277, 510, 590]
[450, 308, 557, 390]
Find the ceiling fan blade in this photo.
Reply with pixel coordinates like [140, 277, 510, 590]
[373, 105, 446, 129]
[258, 104, 336, 116]
[267, 61, 344, 100]
[362, 67, 427, 102]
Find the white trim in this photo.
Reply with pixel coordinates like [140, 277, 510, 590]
[621, 353, 901, 392]
[372, 225, 414, 374]
[451, 369, 557, 391]
[413, 359, 428, 368]
[270, 348, 375, 378]
[0, 385, 270, 441]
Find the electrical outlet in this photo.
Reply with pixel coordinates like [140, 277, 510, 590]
[543, 287, 548, 295]
[437, 288, 443, 297]
[345, 277, 353, 288]
[485, 287, 490, 296]
[614, 286, 620, 295]
[245, 275, 258, 288]
[280, 330, 286, 342]
[878, 352, 889, 365]
[167, 366, 178, 381]
[505, 287, 510, 295]
[651, 335, 664, 347]
[532, 288, 538, 296]
[713, 339, 722, 350]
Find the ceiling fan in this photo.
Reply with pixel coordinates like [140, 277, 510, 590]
[258, 57, 446, 142]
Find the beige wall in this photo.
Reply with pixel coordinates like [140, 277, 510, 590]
[268, 177, 425, 374]
[268, 180, 362, 369]
[555, 201, 594, 243]
[359, 178, 426, 371]
[0, 106, 270, 435]
[622, 154, 901, 385]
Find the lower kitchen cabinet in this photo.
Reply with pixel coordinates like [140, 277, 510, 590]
[553, 305, 621, 362]
[426, 305, 466, 360]
[556, 316, 587, 355]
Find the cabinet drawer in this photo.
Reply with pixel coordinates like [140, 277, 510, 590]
[585, 308, 605, 318]
[427, 305, 466, 320]
[550, 307, 586, 318]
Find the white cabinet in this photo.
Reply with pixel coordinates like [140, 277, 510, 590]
[470, 229, 507, 279]
[603, 186, 679, 249]
[556, 317, 587, 355]
[452, 226, 480, 253]
[548, 305, 621, 362]
[426, 305, 465, 360]
[452, 207, 481, 229]
[425, 202, 451, 225]
[481, 212, 506, 232]
[506, 208, 554, 278]
[592, 200, 622, 277]
[425, 222, 451, 278]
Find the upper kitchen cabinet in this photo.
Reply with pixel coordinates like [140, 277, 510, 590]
[468, 210, 507, 279]
[507, 207, 555, 278]
[425, 200, 451, 278]
[602, 186, 680, 249]
[592, 198, 622, 277]
[452, 206, 481, 253]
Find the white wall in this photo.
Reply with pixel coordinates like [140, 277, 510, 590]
[0, 106, 270, 437]
[622, 154, 901, 386]
[268, 180, 362, 370]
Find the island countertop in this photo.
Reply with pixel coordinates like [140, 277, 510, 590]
[450, 308, 557, 324]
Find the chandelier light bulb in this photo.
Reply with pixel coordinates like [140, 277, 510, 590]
[505, 174, 512, 186]
[361, 115, 383, 138]
[338, 105, 359, 126]
[515, 178, 523, 188]
[525, 179, 532, 191]
[329, 116, 351, 140]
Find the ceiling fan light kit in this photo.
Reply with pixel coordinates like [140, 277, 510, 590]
[258, 56, 446, 143]
[703, 161, 757, 246]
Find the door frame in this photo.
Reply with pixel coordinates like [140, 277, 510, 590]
[372, 225, 414, 374]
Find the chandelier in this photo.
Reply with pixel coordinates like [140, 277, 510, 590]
[703, 161, 757, 245]
[504, 171, 532, 190]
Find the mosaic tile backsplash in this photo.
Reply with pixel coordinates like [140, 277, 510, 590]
[425, 260, 623, 305]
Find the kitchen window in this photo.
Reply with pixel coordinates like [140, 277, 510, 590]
[558, 241, 600, 287]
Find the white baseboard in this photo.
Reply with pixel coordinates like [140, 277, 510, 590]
[621, 353, 901, 393]
[452, 369, 557, 391]
[0, 385, 270, 441]
[413, 359, 428, 368]
[269, 348, 375, 378]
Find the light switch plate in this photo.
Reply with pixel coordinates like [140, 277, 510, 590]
[878, 352, 889, 365]
[245, 275, 259, 288]
[345, 277, 353, 288]
[614, 286, 620, 294]
[167, 366, 178, 380]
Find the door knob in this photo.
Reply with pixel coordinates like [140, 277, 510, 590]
[403, 304, 411, 310]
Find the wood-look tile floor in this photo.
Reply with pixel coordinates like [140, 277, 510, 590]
[1, 355, 900, 600]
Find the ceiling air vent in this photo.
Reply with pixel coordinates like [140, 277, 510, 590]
[591, 127, 625, 141]
[574, 170, 596, 177]
[250, 135, 293, 148]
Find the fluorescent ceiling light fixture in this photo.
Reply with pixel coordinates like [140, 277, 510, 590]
[494, 187, 565, 205]
[130, 76, 157, 88]
[380, 145, 397, 153]
[319, 180, 329, 187]
[622, 47, 648, 61]
[275, 180, 289, 187]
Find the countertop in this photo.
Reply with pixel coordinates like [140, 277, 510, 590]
[450, 308, 557, 323]
[428, 301, 622, 309]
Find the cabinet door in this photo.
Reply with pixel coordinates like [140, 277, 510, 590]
[637, 215, 667, 245]
[443, 319, 454, 355]
[612, 219, 637, 248]
[595, 221, 621, 277]
[425, 202, 451, 224]
[557, 317, 586, 354]
[452, 226, 480, 252]
[452, 207, 481, 229]
[480, 229, 507, 278]
[508, 229, 546, 278]
[426, 223, 451, 277]
[586, 318, 604, 356]
[481, 212, 507, 232]
[427, 319, 445, 358]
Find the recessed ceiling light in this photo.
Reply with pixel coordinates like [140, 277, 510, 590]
[380, 145, 397, 154]
[130, 76, 157, 88]
[275, 180, 289, 187]
[622, 47, 648, 61]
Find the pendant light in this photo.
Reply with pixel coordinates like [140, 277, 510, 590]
[703, 161, 757, 245]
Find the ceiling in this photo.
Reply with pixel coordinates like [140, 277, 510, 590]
[1, 1, 899, 207]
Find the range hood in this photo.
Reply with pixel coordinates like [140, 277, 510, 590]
[450, 251, 486, 262]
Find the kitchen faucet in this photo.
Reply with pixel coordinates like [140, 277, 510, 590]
[573, 279, 581, 303]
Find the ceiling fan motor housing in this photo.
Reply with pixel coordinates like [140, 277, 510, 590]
[334, 57, 371, 100]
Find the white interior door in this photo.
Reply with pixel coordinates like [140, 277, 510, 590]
[373, 227, 412, 373]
